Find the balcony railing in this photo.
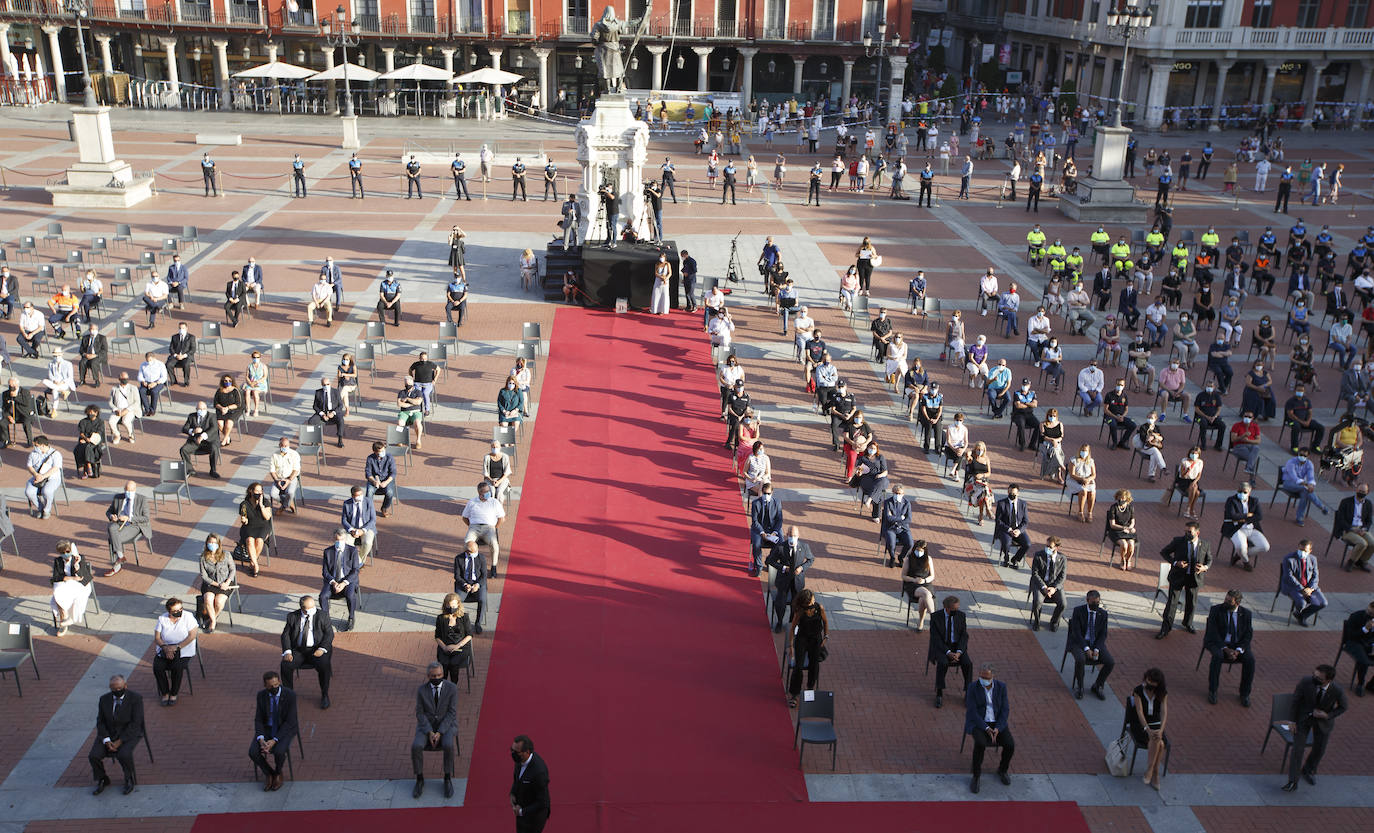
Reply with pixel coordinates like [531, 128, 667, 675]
[760, 21, 785, 39]
[409, 13, 434, 32]
[1165, 25, 1374, 50]
[453, 13, 483, 33]
[504, 9, 531, 35]
[355, 11, 378, 30]
[564, 14, 588, 34]
[228, 2, 260, 23]
[181, 3, 212, 22]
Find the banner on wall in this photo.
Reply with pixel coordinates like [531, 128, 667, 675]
[927, 28, 941, 46]
[998, 44, 1012, 66]
[982, 43, 996, 64]
[941, 29, 953, 47]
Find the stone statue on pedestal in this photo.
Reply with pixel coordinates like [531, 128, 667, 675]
[591, 6, 627, 93]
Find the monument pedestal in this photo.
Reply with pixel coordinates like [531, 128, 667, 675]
[1057, 124, 1146, 223]
[576, 94, 650, 244]
[47, 106, 155, 208]
[340, 115, 360, 150]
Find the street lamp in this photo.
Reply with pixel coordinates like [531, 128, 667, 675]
[63, 0, 98, 107]
[322, 4, 360, 117]
[863, 21, 901, 113]
[1103, 1, 1154, 127]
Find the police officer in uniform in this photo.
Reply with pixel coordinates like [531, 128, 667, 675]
[807, 162, 823, 206]
[660, 157, 678, 203]
[721, 160, 737, 205]
[290, 154, 307, 198]
[405, 155, 423, 198]
[511, 157, 528, 201]
[918, 163, 934, 207]
[450, 154, 471, 200]
[542, 158, 558, 201]
[347, 153, 364, 199]
[201, 153, 217, 197]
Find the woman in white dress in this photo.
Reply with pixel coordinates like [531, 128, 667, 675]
[743, 440, 771, 496]
[518, 248, 538, 292]
[884, 333, 909, 384]
[50, 540, 94, 636]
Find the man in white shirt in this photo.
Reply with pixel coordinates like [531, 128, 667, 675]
[269, 437, 302, 513]
[24, 435, 63, 518]
[41, 348, 76, 405]
[306, 276, 334, 326]
[136, 352, 169, 417]
[792, 306, 814, 360]
[242, 256, 264, 308]
[142, 273, 169, 329]
[462, 481, 507, 576]
[17, 302, 45, 358]
[1144, 297, 1170, 347]
[1077, 359, 1105, 416]
[108, 374, 138, 442]
[1066, 279, 1094, 335]
[977, 269, 999, 316]
[1027, 306, 1052, 362]
[707, 310, 734, 351]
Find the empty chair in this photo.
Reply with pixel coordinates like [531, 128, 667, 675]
[794, 688, 838, 769]
[385, 424, 413, 472]
[298, 424, 326, 475]
[364, 320, 388, 354]
[17, 236, 38, 261]
[33, 264, 57, 295]
[61, 249, 85, 281]
[42, 222, 64, 246]
[200, 321, 224, 357]
[112, 223, 134, 249]
[109, 266, 134, 297]
[151, 460, 193, 512]
[522, 321, 543, 355]
[109, 320, 139, 355]
[494, 425, 519, 468]
[289, 321, 314, 356]
[516, 341, 538, 371]
[178, 226, 200, 252]
[0, 622, 39, 696]
[354, 342, 377, 382]
[159, 238, 179, 258]
[268, 343, 294, 381]
[139, 251, 158, 269]
[438, 321, 459, 352]
[89, 236, 111, 265]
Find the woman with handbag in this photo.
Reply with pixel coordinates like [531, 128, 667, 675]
[51, 540, 94, 636]
[1126, 668, 1169, 789]
[787, 589, 828, 708]
[855, 237, 880, 296]
[151, 596, 199, 706]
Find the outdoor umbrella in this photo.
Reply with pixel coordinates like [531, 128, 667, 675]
[232, 61, 316, 79]
[452, 67, 524, 86]
[378, 62, 454, 117]
[307, 62, 380, 82]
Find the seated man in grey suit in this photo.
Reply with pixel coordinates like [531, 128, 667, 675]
[764, 525, 813, 633]
[1028, 536, 1068, 631]
[341, 485, 377, 564]
[412, 662, 459, 799]
[1065, 590, 1115, 700]
[104, 481, 152, 577]
[319, 529, 361, 632]
[249, 670, 298, 793]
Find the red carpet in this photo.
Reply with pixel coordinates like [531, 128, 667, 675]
[192, 308, 1094, 832]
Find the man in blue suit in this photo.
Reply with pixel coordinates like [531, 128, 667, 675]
[241, 257, 265, 309]
[319, 256, 343, 310]
[749, 484, 783, 577]
[319, 529, 362, 631]
[1280, 539, 1326, 625]
[964, 662, 1014, 793]
[364, 440, 396, 517]
[165, 254, 190, 309]
[341, 485, 377, 565]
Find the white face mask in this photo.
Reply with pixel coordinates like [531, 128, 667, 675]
[980, 679, 994, 688]
[207, 542, 219, 551]
[377, 448, 387, 457]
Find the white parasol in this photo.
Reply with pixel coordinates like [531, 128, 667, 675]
[232, 60, 317, 79]
[307, 62, 380, 82]
[377, 62, 453, 82]
[452, 67, 524, 86]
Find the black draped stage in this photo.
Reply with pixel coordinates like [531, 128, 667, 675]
[580, 241, 680, 309]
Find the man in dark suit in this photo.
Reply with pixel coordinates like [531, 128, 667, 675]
[509, 734, 550, 832]
[1, 377, 34, 448]
[224, 270, 247, 327]
[77, 323, 108, 387]
[879, 484, 914, 567]
[341, 485, 377, 565]
[454, 539, 488, 634]
[280, 595, 333, 708]
[1279, 539, 1326, 625]
[1066, 590, 1115, 699]
[748, 485, 783, 576]
[1155, 521, 1210, 637]
[929, 595, 972, 708]
[309, 376, 346, 447]
[1203, 589, 1255, 706]
[964, 662, 1014, 793]
[1282, 664, 1348, 791]
[1342, 601, 1374, 694]
[249, 670, 298, 792]
[413, 663, 460, 798]
[1028, 536, 1067, 631]
[1221, 481, 1268, 570]
[765, 525, 813, 633]
[993, 484, 1030, 567]
[178, 401, 221, 479]
[88, 674, 144, 795]
[320, 530, 361, 632]
[104, 481, 152, 576]
[320, 256, 344, 311]
[165, 323, 195, 387]
[241, 257, 265, 308]
[365, 440, 397, 517]
[1335, 486, 1374, 571]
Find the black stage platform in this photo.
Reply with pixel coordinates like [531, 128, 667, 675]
[580, 240, 681, 309]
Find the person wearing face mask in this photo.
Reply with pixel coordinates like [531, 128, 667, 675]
[1339, 361, 1370, 414]
[748, 484, 784, 577]
[179, 401, 221, 480]
[965, 335, 990, 388]
[451, 541, 489, 635]
[985, 359, 1012, 418]
[1219, 481, 1268, 571]
[397, 375, 426, 450]
[1028, 536, 1067, 631]
[786, 588, 829, 708]
[725, 380, 753, 452]
[412, 661, 460, 799]
[463, 481, 507, 577]
[1103, 379, 1136, 449]
[241, 257, 264, 309]
[879, 486, 914, 568]
[102, 479, 152, 577]
[280, 595, 333, 708]
[151, 596, 199, 706]
[1132, 411, 1168, 482]
[736, 412, 764, 475]
[993, 485, 1031, 568]
[250, 670, 298, 792]
[1281, 663, 1349, 792]
[365, 440, 397, 518]
[1202, 589, 1255, 706]
[870, 306, 893, 362]
[509, 734, 551, 831]
[854, 442, 889, 516]
[1291, 333, 1318, 390]
[765, 525, 813, 633]
[1126, 668, 1169, 790]
[1283, 386, 1325, 454]
[964, 662, 1014, 793]
[1336, 487, 1374, 572]
[89, 674, 145, 796]
[1156, 521, 1211, 638]
[1010, 379, 1040, 451]
[165, 323, 195, 388]
[824, 380, 857, 453]
[1225, 411, 1261, 478]
[743, 440, 772, 497]
[841, 412, 871, 481]
[1067, 590, 1115, 700]
[309, 376, 346, 448]
[51, 540, 94, 636]
[198, 533, 235, 632]
[919, 384, 945, 454]
[900, 540, 936, 630]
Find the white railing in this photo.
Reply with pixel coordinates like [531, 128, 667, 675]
[1002, 15, 1374, 53]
